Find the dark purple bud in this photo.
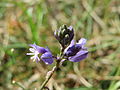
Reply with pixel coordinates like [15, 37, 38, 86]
[54, 25, 74, 47]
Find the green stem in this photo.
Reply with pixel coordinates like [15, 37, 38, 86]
[12, 81, 26, 90]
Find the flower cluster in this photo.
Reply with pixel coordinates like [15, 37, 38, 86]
[27, 25, 88, 64]
[64, 38, 88, 62]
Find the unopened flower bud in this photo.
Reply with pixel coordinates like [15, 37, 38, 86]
[54, 25, 74, 47]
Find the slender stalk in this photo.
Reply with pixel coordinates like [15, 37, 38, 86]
[40, 66, 57, 90]
[12, 80, 26, 90]
[40, 47, 64, 90]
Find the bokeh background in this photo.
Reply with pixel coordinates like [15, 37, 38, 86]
[0, 0, 120, 90]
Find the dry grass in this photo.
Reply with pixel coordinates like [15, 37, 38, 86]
[0, 0, 120, 89]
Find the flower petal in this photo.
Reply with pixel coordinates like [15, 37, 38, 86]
[68, 26, 73, 31]
[64, 43, 82, 57]
[69, 50, 88, 62]
[64, 39, 75, 55]
[30, 55, 40, 62]
[77, 38, 87, 45]
[29, 44, 47, 53]
[45, 47, 51, 52]
[41, 52, 53, 64]
[30, 56, 35, 60]
[26, 53, 34, 55]
[35, 56, 40, 62]
[29, 48, 35, 52]
[69, 39, 75, 47]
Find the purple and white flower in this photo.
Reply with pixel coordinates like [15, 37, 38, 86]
[27, 43, 53, 64]
[64, 38, 88, 62]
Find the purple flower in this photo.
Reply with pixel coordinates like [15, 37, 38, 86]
[64, 38, 88, 62]
[41, 52, 53, 64]
[27, 44, 53, 64]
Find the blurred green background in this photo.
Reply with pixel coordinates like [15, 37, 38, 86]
[0, 0, 120, 90]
